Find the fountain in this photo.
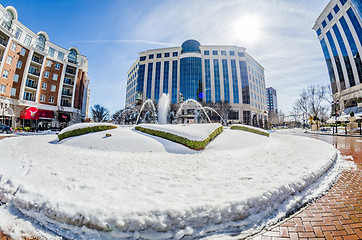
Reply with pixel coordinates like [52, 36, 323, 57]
[136, 99, 157, 124]
[203, 106, 227, 126]
[176, 99, 211, 123]
[158, 93, 170, 124]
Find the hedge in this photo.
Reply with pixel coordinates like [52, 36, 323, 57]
[230, 125, 269, 137]
[58, 125, 117, 141]
[135, 125, 223, 150]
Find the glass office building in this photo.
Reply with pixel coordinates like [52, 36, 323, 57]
[126, 39, 268, 126]
[313, 0, 362, 114]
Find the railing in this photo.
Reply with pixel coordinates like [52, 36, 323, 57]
[0, 38, 7, 47]
[31, 56, 43, 64]
[65, 68, 76, 75]
[68, 59, 78, 64]
[61, 102, 71, 107]
[24, 96, 35, 101]
[63, 78, 74, 85]
[25, 82, 37, 89]
[28, 68, 40, 76]
[1, 21, 11, 31]
[62, 90, 72, 96]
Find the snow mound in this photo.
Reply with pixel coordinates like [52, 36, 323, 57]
[0, 126, 345, 239]
[58, 122, 116, 135]
[137, 123, 222, 141]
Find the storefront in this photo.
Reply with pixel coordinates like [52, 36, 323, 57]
[20, 107, 55, 130]
[58, 112, 71, 129]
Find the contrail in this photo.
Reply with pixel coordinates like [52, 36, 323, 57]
[265, 68, 308, 88]
[66, 39, 177, 46]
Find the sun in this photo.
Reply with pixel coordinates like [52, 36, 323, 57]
[232, 14, 262, 45]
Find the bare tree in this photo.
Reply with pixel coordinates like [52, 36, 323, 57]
[91, 104, 110, 122]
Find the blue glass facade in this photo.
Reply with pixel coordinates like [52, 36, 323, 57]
[326, 31, 346, 90]
[351, 0, 362, 19]
[146, 63, 153, 98]
[239, 61, 250, 104]
[230, 60, 239, 103]
[222, 59, 230, 103]
[213, 59, 221, 103]
[154, 62, 161, 101]
[340, 16, 362, 84]
[136, 64, 145, 92]
[171, 60, 178, 103]
[181, 40, 201, 53]
[320, 39, 337, 93]
[163, 61, 169, 94]
[180, 57, 203, 102]
[347, 8, 362, 46]
[332, 24, 356, 87]
[204, 59, 211, 103]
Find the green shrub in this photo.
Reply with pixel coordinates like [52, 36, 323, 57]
[58, 125, 117, 141]
[230, 125, 269, 137]
[135, 125, 223, 150]
[23, 127, 30, 132]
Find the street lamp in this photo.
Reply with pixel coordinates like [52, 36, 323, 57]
[0, 102, 9, 125]
[332, 100, 339, 134]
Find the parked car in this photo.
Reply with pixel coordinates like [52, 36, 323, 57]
[0, 124, 12, 134]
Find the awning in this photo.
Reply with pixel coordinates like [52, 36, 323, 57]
[20, 107, 55, 120]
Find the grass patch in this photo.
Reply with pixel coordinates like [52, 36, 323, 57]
[230, 125, 269, 137]
[58, 125, 117, 141]
[135, 125, 223, 150]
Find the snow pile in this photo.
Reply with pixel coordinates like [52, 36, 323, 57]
[58, 122, 116, 135]
[137, 123, 222, 141]
[231, 124, 269, 135]
[0, 126, 345, 239]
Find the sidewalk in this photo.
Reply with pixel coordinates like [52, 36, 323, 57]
[250, 134, 362, 240]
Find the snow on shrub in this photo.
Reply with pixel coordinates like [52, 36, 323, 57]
[58, 123, 117, 141]
[230, 124, 269, 137]
[135, 124, 223, 150]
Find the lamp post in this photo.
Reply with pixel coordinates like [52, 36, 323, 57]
[332, 100, 339, 134]
[0, 102, 9, 125]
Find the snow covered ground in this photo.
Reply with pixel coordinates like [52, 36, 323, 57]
[0, 124, 351, 239]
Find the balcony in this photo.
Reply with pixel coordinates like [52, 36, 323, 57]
[31, 56, 43, 65]
[28, 68, 40, 76]
[24, 96, 35, 101]
[62, 90, 72, 97]
[61, 102, 71, 107]
[1, 21, 12, 32]
[63, 78, 74, 86]
[25, 82, 37, 89]
[0, 38, 7, 47]
[65, 68, 76, 75]
[68, 59, 78, 64]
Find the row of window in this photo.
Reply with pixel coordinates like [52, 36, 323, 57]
[46, 60, 61, 69]
[204, 50, 245, 57]
[317, 0, 345, 36]
[5, 56, 22, 68]
[0, 83, 57, 102]
[140, 52, 179, 61]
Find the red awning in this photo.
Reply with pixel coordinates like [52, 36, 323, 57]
[38, 109, 55, 119]
[20, 107, 40, 120]
[20, 108, 55, 120]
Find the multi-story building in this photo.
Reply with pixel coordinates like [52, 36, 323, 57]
[126, 39, 268, 126]
[266, 87, 278, 114]
[0, 4, 90, 129]
[313, 0, 362, 115]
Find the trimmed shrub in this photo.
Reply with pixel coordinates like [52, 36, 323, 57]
[58, 125, 117, 141]
[230, 125, 269, 137]
[135, 125, 223, 150]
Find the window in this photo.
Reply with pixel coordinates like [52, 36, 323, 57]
[2, 70, 9, 78]
[35, 34, 46, 51]
[46, 60, 52, 67]
[230, 51, 235, 56]
[49, 96, 54, 103]
[24, 34, 32, 46]
[42, 82, 47, 90]
[164, 53, 170, 57]
[44, 71, 49, 78]
[334, 5, 340, 14]
[317, 28, 321, 36]
[20, 48, 26, 56]
[55, 63, 60, 70]
[10, 88, 16, 96]
[322, 20, 327, 28]
[14, 27, 22, 40]
[13, 74, 19, 82]
[213, 50, 218, 55]
[204, 50, 209, 55]
[149, 54, 154, 59]
[340, 0, 346, 5]
[0, 85, 5, 94]
[156, 53, 162, 58]
[238, 52, 245, 57]
[10, 42, 17, 51]
[51, 85, 56, 92]
[52, 73, 58, 80]
[48, 47, 55, 58]
[6, 56, 13, 65]
[221, 50, 226, 55]
[140, 56, 146, 61]
[40, 95, 45, 102]
[327, 13, 333, 21]
[57, 51, 65, 61]
[16, 60, 22, 69]
[173, 52, 178, 57]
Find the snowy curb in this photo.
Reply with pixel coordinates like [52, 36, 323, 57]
[230, 124, 269, 137]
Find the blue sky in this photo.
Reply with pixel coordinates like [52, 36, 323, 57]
[3, 0, 331, 115]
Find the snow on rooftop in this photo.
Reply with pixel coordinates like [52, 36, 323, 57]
[0, 125, 349, 239]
